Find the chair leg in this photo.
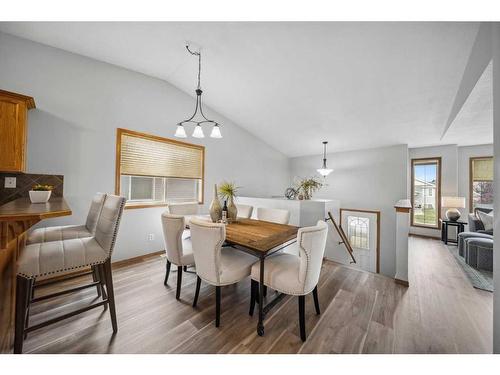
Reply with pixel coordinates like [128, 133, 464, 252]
[263, 285, 267, 297]
[249, 279, 257, 316]
[312, 286, 320, 315]
[164, 260, 171, 286]
[176, 266, 183, 300]
[24, 278, 35, 339]
[215, 286, 221, 327]
[298, 295, 306, 342]
[103, 260, 118, 333]
[14, 276, 29, 354]
[193, 276, 201, 307]
[183, 265, 188, 272]
[92, 266, 102, 297]
[97, 263, 108, 305]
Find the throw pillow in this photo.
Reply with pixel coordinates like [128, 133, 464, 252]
[477, 210, 494, 232]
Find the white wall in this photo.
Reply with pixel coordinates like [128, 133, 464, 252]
[290, 144, 409, 277]
[408, 144, 493, 238]
[0, 32, 289, 261]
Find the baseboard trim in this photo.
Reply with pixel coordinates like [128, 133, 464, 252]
[394, 278, 409, 287]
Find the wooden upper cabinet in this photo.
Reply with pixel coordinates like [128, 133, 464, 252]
[0, 90, 36, 172]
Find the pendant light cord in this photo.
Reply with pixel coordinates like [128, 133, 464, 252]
[186, 45, 202, 90]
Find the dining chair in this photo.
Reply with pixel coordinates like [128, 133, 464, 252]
[249, 220, 328, 341]
[161, 212, 195, 299]
[236, 204, 253, 219]
[256, 207, 290, 225]
[27, 192, 106, 244]
[14, 194, 126, 353]
[167, 202, 199, 226]
[189, 218, 257, 327]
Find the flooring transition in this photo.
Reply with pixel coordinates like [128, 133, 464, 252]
[20, 236, 492, 354]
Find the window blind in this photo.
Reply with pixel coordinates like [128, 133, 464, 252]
[472, 158, 493, 181]
[120, 133, 203, 179]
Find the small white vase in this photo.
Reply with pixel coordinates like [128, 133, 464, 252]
[29, 190, 52, 203]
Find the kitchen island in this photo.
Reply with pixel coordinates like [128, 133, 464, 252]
[0, 197, 71, 353]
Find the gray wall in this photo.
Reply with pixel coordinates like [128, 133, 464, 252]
[0, 32, 290, 261]
[290, 144, 409, 277]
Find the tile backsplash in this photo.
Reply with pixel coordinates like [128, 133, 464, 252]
[0, 173, 64, 205]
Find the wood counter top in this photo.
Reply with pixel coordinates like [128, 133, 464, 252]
[0, 197, 72, 222]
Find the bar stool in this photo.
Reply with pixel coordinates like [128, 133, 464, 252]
[14, 195, 126, 353]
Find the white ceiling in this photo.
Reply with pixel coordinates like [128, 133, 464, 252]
[0, 22, 491, 157]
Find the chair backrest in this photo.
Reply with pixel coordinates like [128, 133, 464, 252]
[236, 204, 253, 219]
[94, 195, 126, 258]
[85, 192, 107, 233]
[161, 212, 187, 265]
[167, 202, 199, 215]
[297, 220, 328, 294]
[256, 207, 290, 224]
[189, 218, 226, 285]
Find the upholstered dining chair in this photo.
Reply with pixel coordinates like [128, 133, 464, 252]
[189, 218, 257, 327]
[236, 204, 253, 219]
[14, 194, 126, 354]
[27, 192, 106, 244]
[256, 207, 290, 225]
[167, 202, 199, 226]
[161, 212, 195, 299]
[249, 220, 328, 341]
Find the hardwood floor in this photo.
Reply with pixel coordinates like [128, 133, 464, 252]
[19, 236, 492, 354]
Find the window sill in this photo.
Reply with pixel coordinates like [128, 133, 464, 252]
[124, 203, 169, 210]
[411, 224, 440, 230]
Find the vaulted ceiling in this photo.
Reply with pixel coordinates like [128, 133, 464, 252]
[0, 22, 491, 157]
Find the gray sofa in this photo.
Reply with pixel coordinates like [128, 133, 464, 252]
[458, 207, 493, 271]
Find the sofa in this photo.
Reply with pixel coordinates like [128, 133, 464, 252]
[458, 207, 493, 271]
[468, 207, 493, 234]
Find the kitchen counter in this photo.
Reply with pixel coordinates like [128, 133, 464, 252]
[0, 197, 71, 353]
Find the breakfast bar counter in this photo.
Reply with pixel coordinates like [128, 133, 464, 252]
[0, 197, 71, 353]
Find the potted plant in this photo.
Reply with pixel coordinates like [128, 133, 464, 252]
[29, 184, 54, 203]
[296, 177, 323, 200]
[218, 181, 239, 221]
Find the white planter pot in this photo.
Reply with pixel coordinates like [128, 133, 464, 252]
[29, 190, 52, 203]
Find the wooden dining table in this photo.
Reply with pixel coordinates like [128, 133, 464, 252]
[189, 217, 299, 336]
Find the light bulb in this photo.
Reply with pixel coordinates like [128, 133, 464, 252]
[317, 168, 333, 177]
[210, 124, 222, 138]
[192, 124, 205, 138]
[174, 124, 187, 138]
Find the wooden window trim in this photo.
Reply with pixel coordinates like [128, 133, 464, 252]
[469, 156, 493, 213]
[410, 157, 442, 229]
[115, 128, 205, 209]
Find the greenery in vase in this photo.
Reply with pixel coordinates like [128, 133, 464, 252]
[32, 184, 54, 191]
[296, 177, 323, 199]
[218, 181, 239, 201]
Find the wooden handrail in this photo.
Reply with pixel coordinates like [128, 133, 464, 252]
[325, 211, 356, 264]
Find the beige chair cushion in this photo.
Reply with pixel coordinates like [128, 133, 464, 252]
[219, 247, 257, 285]
[256, 207, 291, 224]
[27, 225, 92, 245]
[161, 212, 194, 266]
[26, 192, 106, 245]
[18, 237, 108, 279]
[236, 204, 253, 219]
[167, 202, 199, 215]
[251, 254, 303, 295]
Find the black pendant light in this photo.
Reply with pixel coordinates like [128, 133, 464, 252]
[317, 141, 333, 176]
[175, 45, 222, 139]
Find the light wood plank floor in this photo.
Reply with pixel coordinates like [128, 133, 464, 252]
[21, 236, 492, 353]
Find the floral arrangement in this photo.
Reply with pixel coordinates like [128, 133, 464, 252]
[32, 184, 54, 191]
[295, 177, 323, 200]
[218, 181, 239, 200]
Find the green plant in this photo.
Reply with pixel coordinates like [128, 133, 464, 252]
[32, 184, 54, 191]
[296, 177, 323, 199]
[218, 181, 239, 200]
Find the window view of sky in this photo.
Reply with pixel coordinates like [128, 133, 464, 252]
[415, 164, 437, 182]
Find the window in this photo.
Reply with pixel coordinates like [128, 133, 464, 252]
[347, 216, 369, 250]
[411, 157, 441, 228]
[470, 156, 493, 212]
[116, 128, 204, 208]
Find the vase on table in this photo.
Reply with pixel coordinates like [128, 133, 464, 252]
[209, 184, 222, 223]
[227, 196, 238, 222]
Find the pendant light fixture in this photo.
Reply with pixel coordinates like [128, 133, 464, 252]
[317, 141, 333, 177]
[175, 45, 222, 139]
